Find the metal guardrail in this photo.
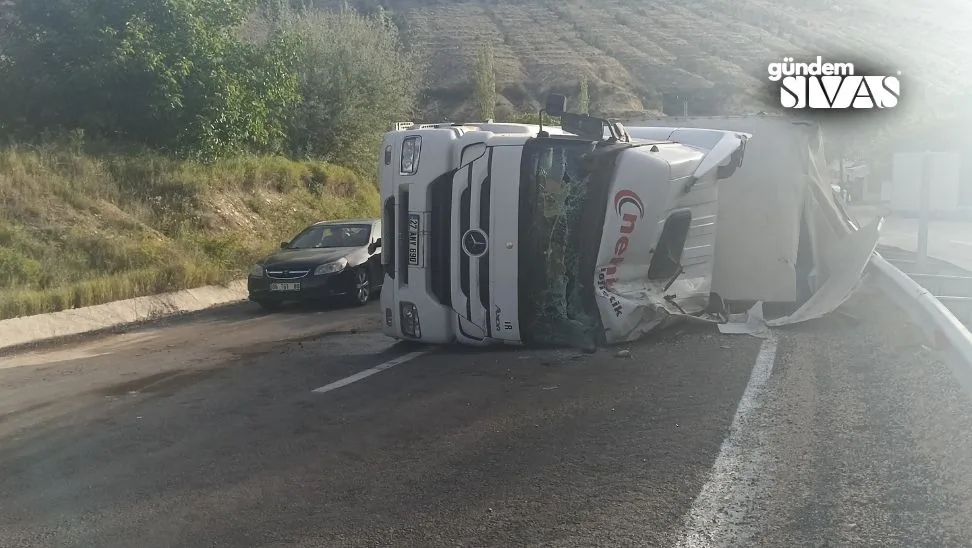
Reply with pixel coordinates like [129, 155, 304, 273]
[902, 274, 972, 298]
[881, 259, 972, 327]
[935, 297, 972, 326]
[904, 273, 972, 327]
[870, 253, 972, 395]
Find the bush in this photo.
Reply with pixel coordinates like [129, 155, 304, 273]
[271, 6, 423, 175]
[0, 1, 424, 169]
[506, 113, 561, 125]
[0, 0, 301, 159]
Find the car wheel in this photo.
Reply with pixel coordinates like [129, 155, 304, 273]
[349, 268, 370, 306]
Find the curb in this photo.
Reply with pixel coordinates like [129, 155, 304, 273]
[869, 252, 972, 395]
[0, 279, 249, 352]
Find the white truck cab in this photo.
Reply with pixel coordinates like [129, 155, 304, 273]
[379, 99, 750, 348]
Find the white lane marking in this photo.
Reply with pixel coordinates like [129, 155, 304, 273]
[312, 350, 431, 394]
[949, 240, 972, 247]
[675, 336, 779, 548]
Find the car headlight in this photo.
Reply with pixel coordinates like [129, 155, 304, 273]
[400, 135, 421, 175]
[314, 257, 348, 275]
[400, 301, 421, 338]
[250, 264, 264, 277]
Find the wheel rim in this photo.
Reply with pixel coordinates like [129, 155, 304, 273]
[356, 270, 369, 302]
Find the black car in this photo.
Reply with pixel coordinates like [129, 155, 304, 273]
[248, 219, 383, 310]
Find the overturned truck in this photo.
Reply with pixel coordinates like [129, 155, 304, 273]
[378, 98, 878, 348]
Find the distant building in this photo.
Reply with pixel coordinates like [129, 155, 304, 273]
[883, 116, 972, 208]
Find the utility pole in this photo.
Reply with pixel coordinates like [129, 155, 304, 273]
[683, 98, 689, 117]
[917, 151, 932, 273]
[839, 156, 845, 198]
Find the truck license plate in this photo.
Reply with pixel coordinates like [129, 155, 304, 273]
[270, 282, 301, 291]
[407, 213, 420, 266]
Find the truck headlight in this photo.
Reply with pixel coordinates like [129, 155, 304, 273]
[400, 301, 421, 338]
[250, 264, 264, 277]
[314, 257, 348, 275]
[400, 136, 421, 175]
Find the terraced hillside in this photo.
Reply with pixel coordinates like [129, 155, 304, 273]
[325, 0, 972, 120]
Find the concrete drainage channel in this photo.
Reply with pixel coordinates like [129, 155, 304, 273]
[0, 280, 249, 353]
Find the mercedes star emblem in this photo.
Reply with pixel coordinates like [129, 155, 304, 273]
[461, 228, 489, 258]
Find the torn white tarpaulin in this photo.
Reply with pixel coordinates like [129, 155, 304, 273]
[718, 218, 882, 336]
[767, 217, 882, 326]
[718, 302, 772, 338]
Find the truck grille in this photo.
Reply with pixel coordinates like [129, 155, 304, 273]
[454, 147, 493, 333]
[460, 176, 491, 316]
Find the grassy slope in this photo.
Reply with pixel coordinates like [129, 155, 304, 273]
[388, 0, 972, 119]
[0, 144, 378, 319]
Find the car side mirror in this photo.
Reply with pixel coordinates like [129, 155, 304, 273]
[280, 241, 289, 249]
[369, 238, 382, 253]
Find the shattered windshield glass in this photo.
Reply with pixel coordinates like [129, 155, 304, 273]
[518, 138, 603, 349]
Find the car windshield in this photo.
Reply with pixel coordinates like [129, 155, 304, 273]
[288, 224, 371, 249]
[517, 138, 605, 349]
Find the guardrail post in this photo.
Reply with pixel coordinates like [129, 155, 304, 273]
[917, 152, 932, 273]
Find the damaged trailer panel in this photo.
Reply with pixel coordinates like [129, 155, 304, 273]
[622, 117, 881, 328]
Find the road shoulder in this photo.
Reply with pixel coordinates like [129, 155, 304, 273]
[705, 284, 972, 546]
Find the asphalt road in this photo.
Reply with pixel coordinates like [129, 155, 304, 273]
[2, 286, 972, 547]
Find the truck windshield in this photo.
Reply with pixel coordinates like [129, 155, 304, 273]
[517, 138, 603, 349]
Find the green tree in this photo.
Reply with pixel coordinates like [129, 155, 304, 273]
[0, 0, 299, 159]
[276, 6, 423, 175]
[474, 44, 497, 121]
[577, 77, 590, 114]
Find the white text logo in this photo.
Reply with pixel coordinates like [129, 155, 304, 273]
[768, 56, 900, 109]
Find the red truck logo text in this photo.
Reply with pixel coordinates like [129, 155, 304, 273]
[598, 190, 645, 317]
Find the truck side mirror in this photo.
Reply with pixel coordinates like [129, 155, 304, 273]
[545, 94, 568, 117]
[369, 238, 382, 253]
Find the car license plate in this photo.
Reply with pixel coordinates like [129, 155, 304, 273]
[270, 282, 300, 291]
[407, 213, 420, 266]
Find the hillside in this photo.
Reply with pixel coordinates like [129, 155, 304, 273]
[0, 146, 377, 319]
[331, 0, 972, 120]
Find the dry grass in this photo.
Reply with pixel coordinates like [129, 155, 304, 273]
[0, 143, 378, 319]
